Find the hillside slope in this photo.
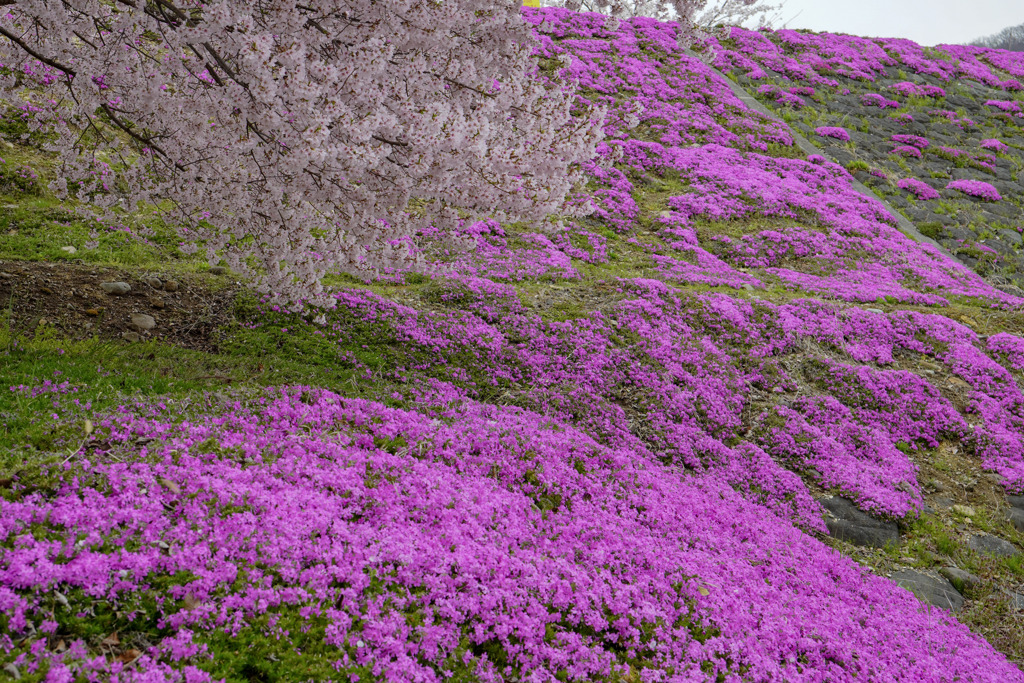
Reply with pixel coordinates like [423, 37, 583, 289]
[2, 8, 1024, 682]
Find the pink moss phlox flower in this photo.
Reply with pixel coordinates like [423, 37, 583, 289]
[891, 145, 922, 158]
[814, 126, 850, 141]
[980, 138, 1009, 153]
[896, 178, 939, 200]
[946, 179, 1002, 201]
[890, 134, 929, 149]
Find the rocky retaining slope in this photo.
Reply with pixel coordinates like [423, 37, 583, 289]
[702, 28, 1024, 291]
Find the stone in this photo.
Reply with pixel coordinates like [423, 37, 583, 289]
[1006, 507, 1024, 533]
[865, 308, 884, 315]
[820, 496, 900, 548]
[130, 313, 156, 332]
[939, 567, 983, 593]
[951, 504, 976, 518]
[1008, 495, 1024, 510]
[967, 533, 1020, 557]
[145, 276, 163, 289]
[61, 246, 77, 255]
[122, 331, 140, 343]
[101, 282, 131, 295]
[891, 570, 964, 612]
[150, 297, 165, 310]
[163, 279, 179, 292]
[209, 266, 227, 275]
[1010, 593, 1024, 611]
[84, 308, 100, 316]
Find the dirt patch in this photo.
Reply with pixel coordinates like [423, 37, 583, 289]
[0, 260, 239, 352]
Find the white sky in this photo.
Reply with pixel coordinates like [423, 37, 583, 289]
[775, 1, 1024, 46]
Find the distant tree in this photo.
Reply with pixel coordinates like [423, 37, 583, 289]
[0, 0, 605, 307]
[971, 22, 1024, 52]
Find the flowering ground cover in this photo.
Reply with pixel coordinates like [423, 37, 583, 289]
[701, 27, 1024, 291]
[2, 7, 1024, 682]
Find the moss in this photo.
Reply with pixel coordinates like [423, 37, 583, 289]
[917, 221, 944, 240]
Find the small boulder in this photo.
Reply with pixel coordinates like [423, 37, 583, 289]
[1006, 507, 1024, 533]
[101, 282, 131, 295]
[1008, 495, 1024, 510]
[952, 504, 976, 518]
[967, 534, 1020, 558]
[122, 331, 140, 343]
[163, 279, 179, 293]
[145, 276, 163, 290]
[891, 570, 964, 612]
[61, 246, 77, 255]
[130, 313, 156, 332]
[938, 567, 983, 593]
[820, 496, 900, 548]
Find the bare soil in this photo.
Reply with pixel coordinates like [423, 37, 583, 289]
[0, 259, 239, 352]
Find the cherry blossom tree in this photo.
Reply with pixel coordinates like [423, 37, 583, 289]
[558, 0, 708, 24]
[0, 0, 605, 306]
[555, 0, 780, 31]
[695, 0, 785, 29]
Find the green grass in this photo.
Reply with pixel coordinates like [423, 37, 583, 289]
[0, 193, 208, 273]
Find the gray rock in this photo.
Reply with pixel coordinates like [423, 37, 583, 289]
[967, 533, 1020, 557]
[1006, 507, 1024, 533]
[130, 313, 156, 332]
[938, 567, 983, 593]
[1010, 592, 1024, 611]
[985, 201, 1018, 219]
[145, 276, 163, 289]
[1009, 495, 1024, 510]
[891, 570, 964, 612]
[122, 331, 140, 343]
[61, 246, 77, 255]
[820, 496, 900, 548]
[101, 281, 131, 295]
